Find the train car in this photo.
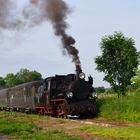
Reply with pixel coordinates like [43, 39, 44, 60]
[0, 73, 97, 118]
[0, 81, 43, 112]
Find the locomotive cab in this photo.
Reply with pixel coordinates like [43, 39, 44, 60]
[44, 74, 76, 100]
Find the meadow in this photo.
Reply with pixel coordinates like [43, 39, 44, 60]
[96, 90, 140, 122]
[0, 112, 81, 140]
[78, 91, 140, 139]
[0, 91, 140, 140]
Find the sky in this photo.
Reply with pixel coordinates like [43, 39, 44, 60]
[0, 0, 140, 87]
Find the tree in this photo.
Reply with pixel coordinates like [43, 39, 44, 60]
[16, 68, 30, 84]
[27, 70, 42, 81]
[0, 77, 5, 88]
[137, 52, 140, 63]
[4, 73, 17, 87]
[15, 68, 42, 84]
[130, 68, 140, 89]
[4, 68, 42, 87]
[95, 32, 138, 95]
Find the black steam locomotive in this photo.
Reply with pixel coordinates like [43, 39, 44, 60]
[0, 73, 96, 118]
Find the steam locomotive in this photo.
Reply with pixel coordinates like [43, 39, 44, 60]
[0, 73, 96, 118]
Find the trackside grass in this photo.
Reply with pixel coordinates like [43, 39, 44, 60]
[96, 91, 140, 122]
[79, 125, 140, 140]
[0, 112, 81, 140]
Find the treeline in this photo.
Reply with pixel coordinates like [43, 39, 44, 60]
[0, 68, 42, 88]
[95, 87, 116, 95]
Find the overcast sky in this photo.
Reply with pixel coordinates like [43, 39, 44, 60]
[0, 0, 140, 87]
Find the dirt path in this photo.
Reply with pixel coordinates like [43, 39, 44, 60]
[83, 118, 140, 128]
[0, 135, 15, 140]
[0, 135, 8, 140]
[35, 118, 101, 140]
[34, 117, 138, 140]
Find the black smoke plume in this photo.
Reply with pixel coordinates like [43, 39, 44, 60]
[0, 0, 82, 76]
[25, 0, 82, 75]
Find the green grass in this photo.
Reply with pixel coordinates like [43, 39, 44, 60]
[97, 91, 140, 122]
[79, 125, 140, 140]
[0, 112, 81, 140]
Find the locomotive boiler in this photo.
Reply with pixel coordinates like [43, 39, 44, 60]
[0, 73, 97, 118]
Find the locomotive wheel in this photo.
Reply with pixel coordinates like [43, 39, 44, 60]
[56, 106, 67, 118]
[39, 109, 44, 115]
[57, 113, 67, 119]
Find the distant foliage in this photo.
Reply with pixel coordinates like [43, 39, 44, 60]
[15, 68, 42, 85]
[0, 77, 5, 88]
[95, 32, 138, 95]
[4, 73, 17, 88]
[95, 87, 105, 94]
[2, 68, 42, 88]
[104, 88, 116, 94]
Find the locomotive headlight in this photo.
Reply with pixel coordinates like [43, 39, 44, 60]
[66, 92, 73, 98]
[79, 72, 85, 79]
[92, 92, 97, 98]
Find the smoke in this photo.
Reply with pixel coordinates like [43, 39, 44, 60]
[0, 0, 13, 29]
[0, 0, 82, 75]
[47, 0, 82, 75]
[46, 0, 82, 75]
[29, 0, 82, 75]
[0, 0, 24, 30]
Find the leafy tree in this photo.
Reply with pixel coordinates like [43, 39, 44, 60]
[4, 73, 17, 87]
[0, 77, 5, 88]
[4, 68, 42, 87]
[15, 68, 42, 84]
[137, 51, 140, 62]
[95, 32, 138, 95]
[27, 70, 42, 81]
[16, 68, 30, 84]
